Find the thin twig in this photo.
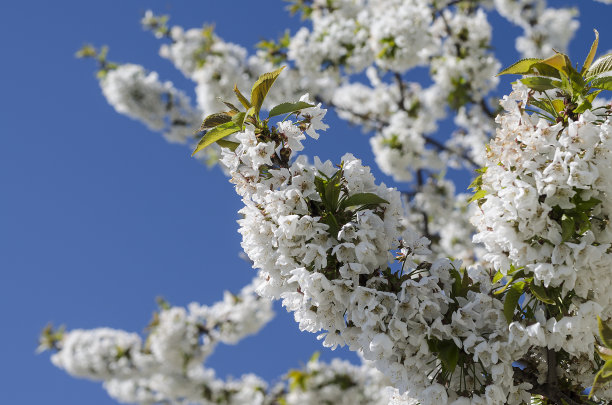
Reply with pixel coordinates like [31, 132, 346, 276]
[416, 169, 432, 240]
[317, 97, 480, 168]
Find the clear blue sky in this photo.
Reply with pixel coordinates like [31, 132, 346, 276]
[1, 1, 610, 404]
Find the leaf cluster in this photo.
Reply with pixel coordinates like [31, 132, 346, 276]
[426, 334, 491, 395]
[75, 44, 118, 79]
[257, 31, 291, 65]
[141, 12, 170, 38]
[311, 164, 389, 238]
[548, 192, 602, 243]
[467, 167, 487, 205]
[492, 264, 574, 325]
[192, 25, 221, 69]
[488, 190, 602, 325]
[284, 0, 336, 20]
[192, 67, 316, 156]
[37, 323, 65, 353]
[422, 266, 493, 392]
[498, 30, 612, 124]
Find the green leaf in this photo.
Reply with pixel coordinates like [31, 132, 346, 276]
[598, 316, 612, 349]
[287, 369, 309, 391]
[541, 52, 571, 73]
[314, 176, 326, 199]
[324, 176, 342, 212]
[234, 84, 252, 109]
[192, 121, 241, 156]
[586, 53, 612, 79]
[494, 269, 525, 295]
[339, 193, 389, 210]
[561, 214, 575, 242]
[250, 66, 286, 117]
[520, 77, 561, 92]
[530, 283, 555, 304]
[198, 112, 232, 131]
[551, 99, 565, 113]
[591, 76, 612, 91]
[590, 360, 612, 398]
[308, 351, 320, 363]
[468, 167, 487, 191]
[450, 268, 463, 298]
[468, 189, 487, 203]
[573, 99, 593, 114]
[437, 340, 459, 373]
[220, 99, 241, 112]
[231, 111, 246, 128]
[268, 101, 315, 118]
[492, 270, 504, 284]
[559, 72, 573, 95]
[215, 139, 240, 151]
[497, 58, 542, 76]
[530, 98, 557, 117]
[586, 89, 603, 104]
[503, 281, 525, 324]
[498, 58, 562, 79]
[427, 338, 439, 353]
[461, 269, 471, 294]
[574, 211, 591, 235]
[576, 196, 601, 211]
[567, 65, 586, 91]
[75, 44, 98, 59]
[529, 62, 563, 79]
[582, 29, 600, 74]
[245, 106, 256, 121]
[320, 212, 340, 238]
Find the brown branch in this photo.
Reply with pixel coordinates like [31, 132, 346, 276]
[479, 99, 496, 120]
[422, 134, 479, 168]
[416, 170, 432, 240]
[316, 97, 479, 168]
[512, 358, 584, 405]
[546, 348, 558, 390]
[394, 71, 407, 111]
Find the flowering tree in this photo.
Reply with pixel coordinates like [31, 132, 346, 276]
[41, 1, 612, 404]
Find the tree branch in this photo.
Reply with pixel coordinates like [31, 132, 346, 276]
[416, 169, 432, 240]
[513, 357, 584, 405]
[317, 97, 479, 168]
[394, 71, 407, 111]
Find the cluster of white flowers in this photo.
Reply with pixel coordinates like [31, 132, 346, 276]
[471, 83, 612, 374]
[429, 9, 500, 104]
[283, 356, 395, 405]
[106, 1, 578, 188]
[46, 277, 409, 404]
[288, 1, 499, 182]
[49, 279, 274, 404]
[219, 100, 545, 403]
[67, 1, 612, 403]
[289, 7, 371, 75]
[370, 104, 444, 182]
[153, 21, 301, 117]
[93, 1, 582, 259]
[100, 64, 201, 144]
[493, 0, 579, 58]
[130, 2, 568, 181]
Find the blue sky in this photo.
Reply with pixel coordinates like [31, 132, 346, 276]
[2, 1, 611, 404]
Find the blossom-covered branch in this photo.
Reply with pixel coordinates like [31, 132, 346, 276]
[40, 278, 403, 404]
